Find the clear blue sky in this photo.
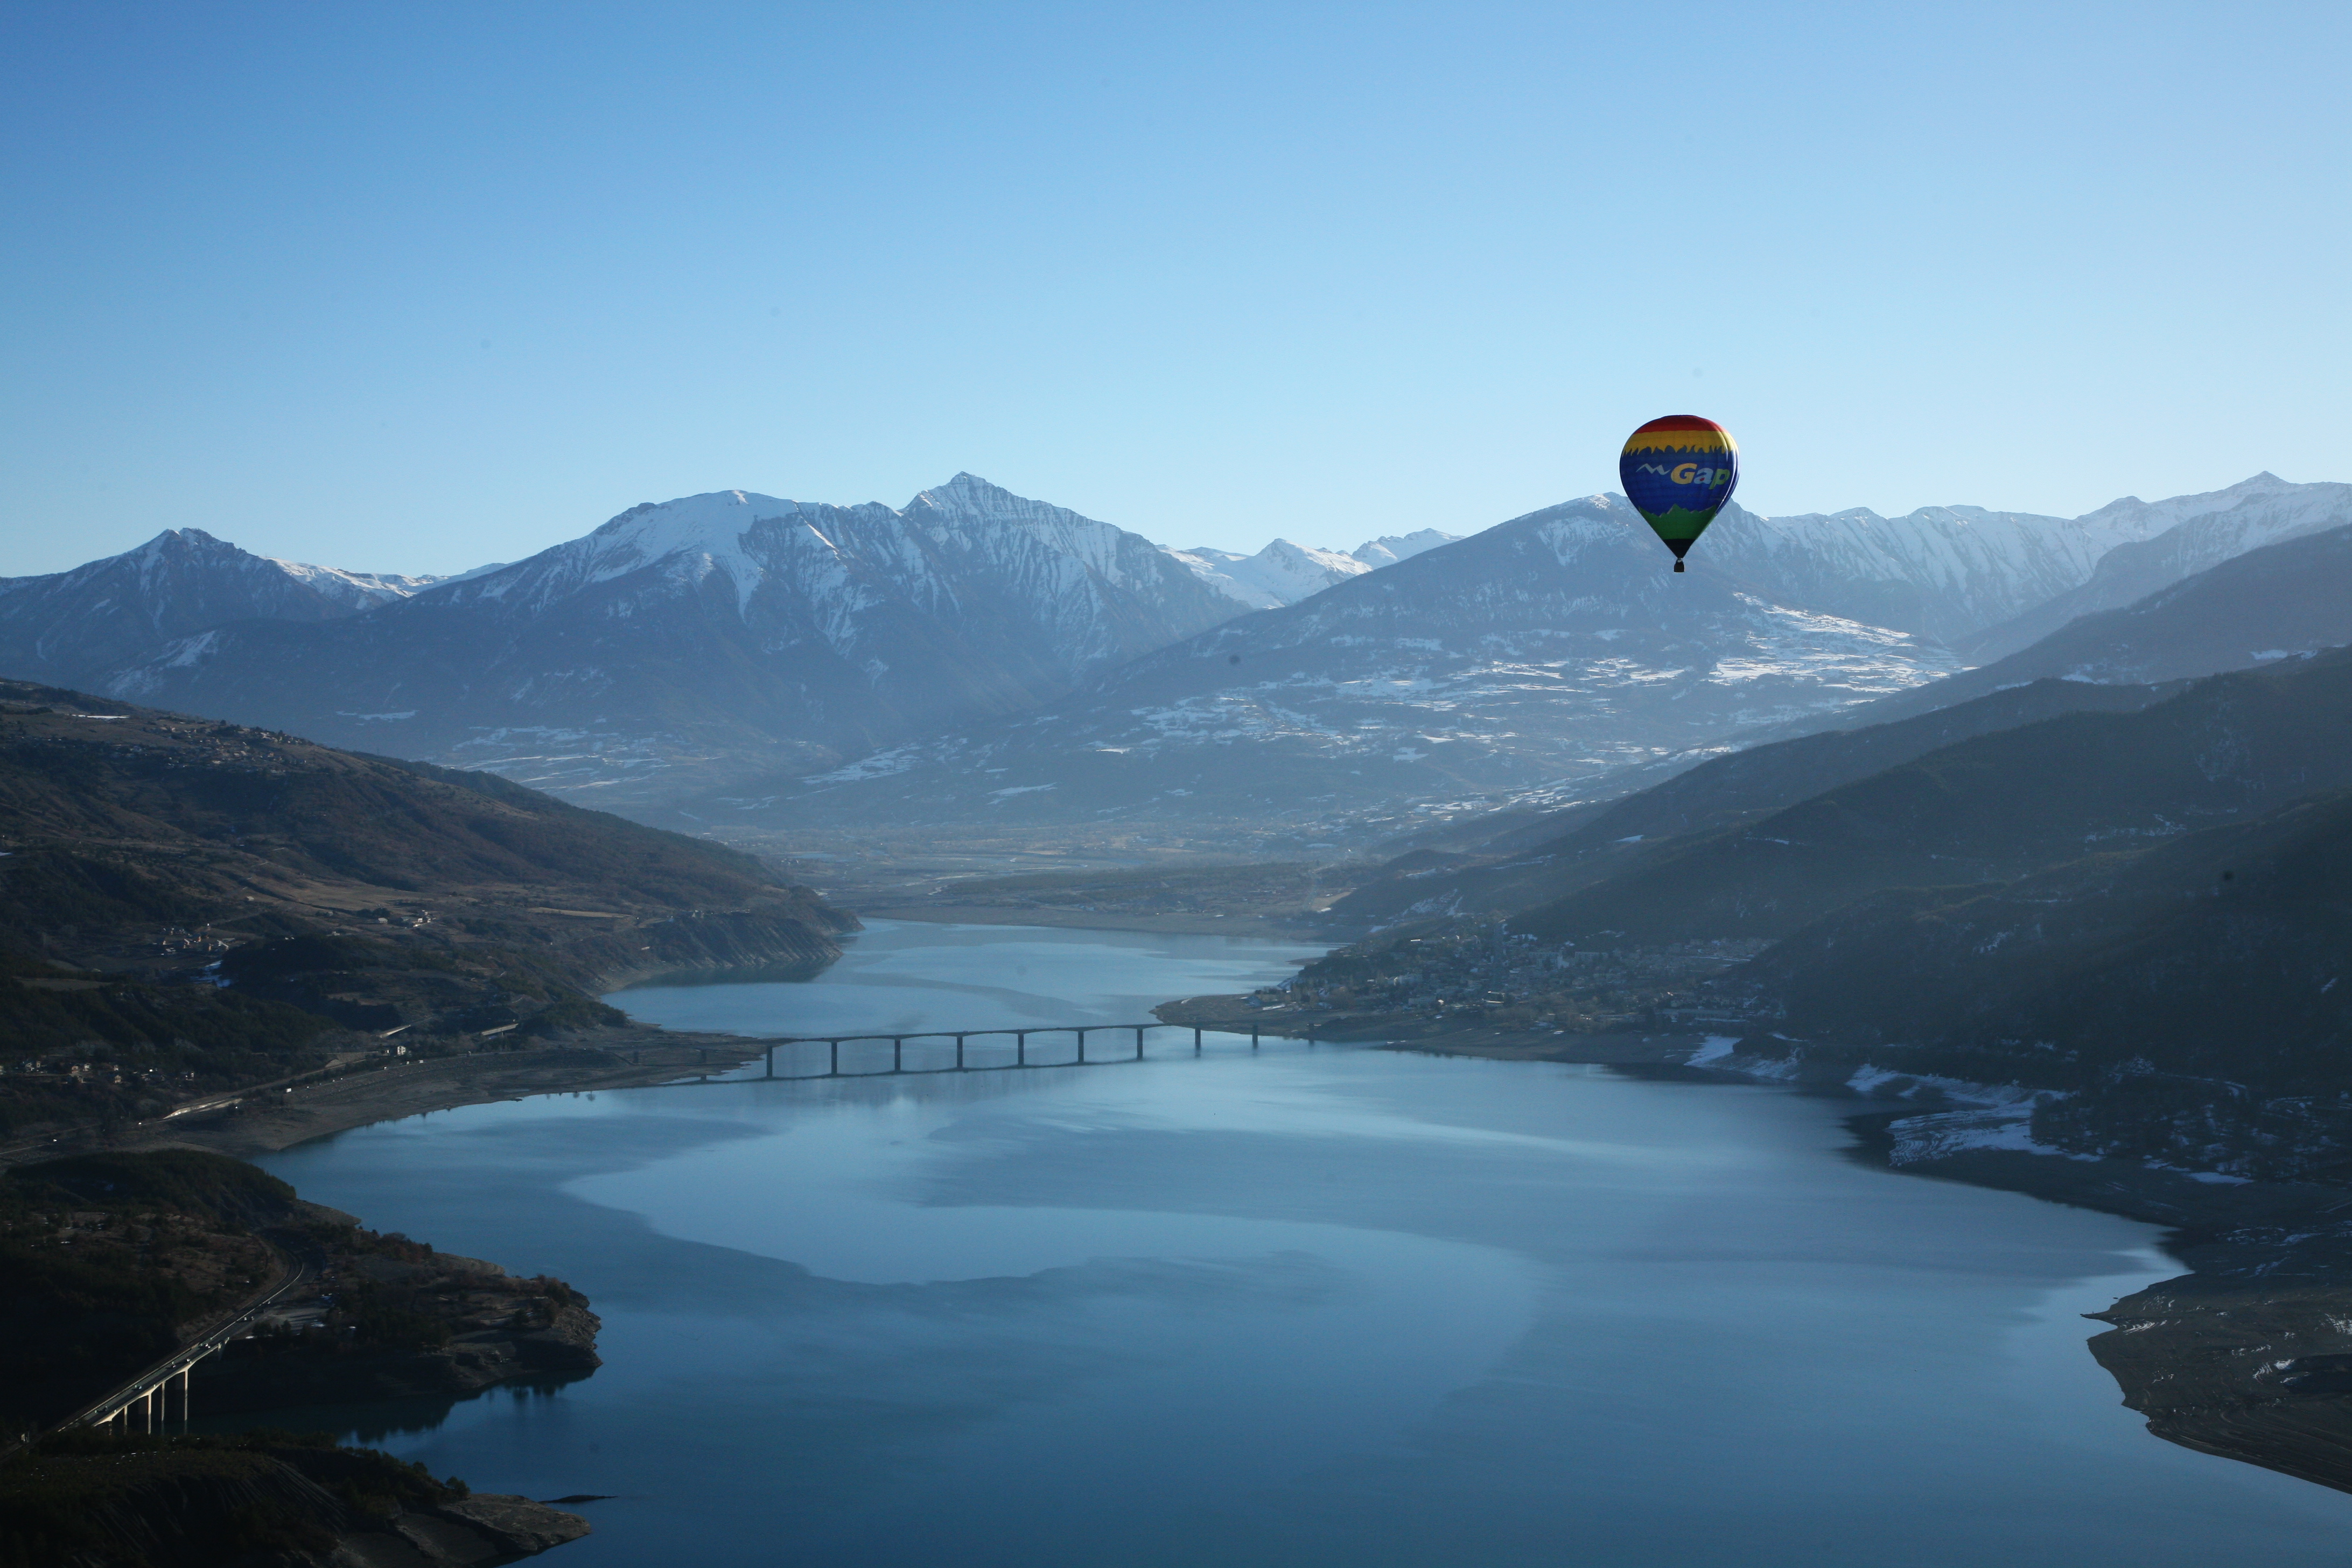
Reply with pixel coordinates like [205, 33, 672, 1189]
[5, 1, 2347, 577]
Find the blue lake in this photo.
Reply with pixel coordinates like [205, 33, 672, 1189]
[234, 920, 2352, 1565]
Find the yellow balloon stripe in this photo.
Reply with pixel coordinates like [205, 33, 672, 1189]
[1622, 429, 1739, 457]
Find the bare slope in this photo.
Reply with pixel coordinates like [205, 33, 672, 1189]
[0, 678, 854, 1138]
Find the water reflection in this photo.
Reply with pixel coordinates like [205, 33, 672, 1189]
[229, 923, 2352, 1567]
[204, 1376, 591, 1448]
[612, 918, 1329, 1039]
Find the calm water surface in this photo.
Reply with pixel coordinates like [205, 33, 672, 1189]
[240, 921, 2352, 1565]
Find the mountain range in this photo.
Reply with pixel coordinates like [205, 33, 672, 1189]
[1167, 529, 1460, 609]
[1292, 633, 2352, 1181]
[717, 494, 1962, 844]
[1830, 521, 2352, 731]
[4, 470, 2347, 836]
[1325, 516, 2352, 933]
[0, 527, 452, 688]
[84, 477, 1246, 801]
[1688, 473, 2343, 648]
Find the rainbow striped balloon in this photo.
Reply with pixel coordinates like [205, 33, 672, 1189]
[1618, 416, 1739, 571]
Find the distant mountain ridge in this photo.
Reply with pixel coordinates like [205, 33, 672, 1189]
[1825, 521, 2352, 732]
[1320, 674, 2191, 933]
[1503, 646, 2352, 951]
[4, 470, 2345, 829]
[95, 475, 1245, 801]
[697, 494, 1962, 845]
[1956, 475, 2352, 659]
[1324, 519, 2352, 932]
[1695, 473, 2351, 646]
[0, 527, 453, 688]
[1168, 529, 1461, 608]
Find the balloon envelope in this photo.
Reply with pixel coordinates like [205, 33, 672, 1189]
[1619, 416, 1739, 568]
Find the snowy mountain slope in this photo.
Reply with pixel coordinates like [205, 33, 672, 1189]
[687, 496, 1960, 844]
[1351, 528, 1461, 568]
[1164, 528, 1467, 610]
[1697, 500, 2077, 643]
[98, 476, 1244, 803]
[1697, 474, 2347, 646]
[0, 527, 447, 688]
[1167, 539, 1373, 608]
[1956, 475, 2352, 660]
[25, 470, 2346, 835]
[1816, 521, 2352, 733]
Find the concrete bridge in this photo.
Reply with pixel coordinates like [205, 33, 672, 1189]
[747, 1020, 1320, 1081]
[53, 1254, 316, 1442]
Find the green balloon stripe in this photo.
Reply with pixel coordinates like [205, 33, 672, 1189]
[1642, 506, 1723, 544]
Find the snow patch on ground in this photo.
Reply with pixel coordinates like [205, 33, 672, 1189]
[1886, 1107, 2094, 1165]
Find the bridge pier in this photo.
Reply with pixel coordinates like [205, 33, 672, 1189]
[666, 1019, 1337, 1086]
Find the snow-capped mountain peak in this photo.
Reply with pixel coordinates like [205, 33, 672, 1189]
[87, 477, 1248, 802]
[1166, 536, 1373, 608]
[2074, 472, 2294, 531]
[1690, 475, 2352, 647]
[1163, 524, 1471, 609]
[0, 526, 457, 690]
[1350, 528, 1462, 568]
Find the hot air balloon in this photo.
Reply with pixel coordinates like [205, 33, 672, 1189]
[1619, 416, 1739, 571]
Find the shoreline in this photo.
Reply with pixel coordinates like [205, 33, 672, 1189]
[855, 902, 1339, 940]
[47, 961, 2352, 1503]
[17, 1027, 772, 1165]
[1364, 1018, 2352, 1500]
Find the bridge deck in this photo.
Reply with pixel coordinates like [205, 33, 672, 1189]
[689, 1021, 1328, 1084]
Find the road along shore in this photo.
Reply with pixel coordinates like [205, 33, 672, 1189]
[11, 1027, 769, 1166]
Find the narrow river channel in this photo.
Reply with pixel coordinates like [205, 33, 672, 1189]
[233, 920, 2352, 1565]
